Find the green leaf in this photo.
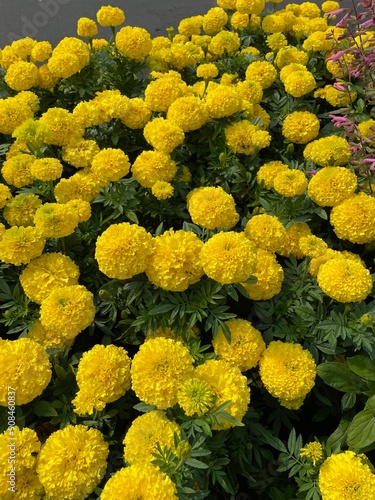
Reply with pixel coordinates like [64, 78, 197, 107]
[33, 400, 58, 417]
[148, 303, 176, 315]
[317, 362, 368, 393]
[347, 409, 375, 450]
[347, 356, 375, 382]
[341, 392, 356, 411]
[185, 457, 209, 469]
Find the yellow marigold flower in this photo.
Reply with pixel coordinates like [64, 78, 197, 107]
[20, 252, 80, 304]
[144, 74, 188, 112]
[213, 318, 266, 371]
[218, 0, 237, 7]
[11, 37, 37, 59]
[0, 223, 4, 241]
[280, 63, 309, 83]
[131, 338, 194, 409]
[245, 61, 277, 89]
[178, 15, 203, 37]
[131, 150, 177, 188]
[77, 17, 98, 38]
[95, 222, 153, 280]
[267, 33, 288, 51]
[146, 229, 204, 291]
[231, 12, 250, 30]
[101, 463, 178, 500]
[358, 119, 375, 143]
[187, 186, 239, 230]
[319, 451, 375, 500]
[0, 183, 11, 208]
[317, 257, 372, 303]
[236, 0, 265, 15]
[72, 100, 102, 128]
[262, 14, 286, 33]
[73, 344, 131, 415]
[242, 45, 260, 56]
[205, 84, 242, 118]
[61, 138, 100, 168]
[143, 118, 185, 153]
[314, 84, 356, 107]
[121, 97, 151, 129]
[48, 37, 90, 79]
[322, 0, 340, 12]
[195, 359, 250, 429]
[330, 193, 375, 244]
[200, 231, 257, 285]
[54, 170, 102, 203]
[0, 465, 43, 499]
[0, 426, 40, 474]
[30, 157, 63, 182]
[0, 338, 51, 406]
[308, 166, 357, 207]
[273, 169, 308, 197]
[202, 7, 228, 35]
[91, 89, 130, 123]
[14, 90, 40, 112]
[236, 80, 263, 105]
[282, 111, 320, 144]
[177, 378, 216, 416]
[299, 2, 321, 18]
[300, 441, 323, 466]
[39, 107, 84, 146]
[277, 222, 312, 258]
[241, 247, 284, 300]
[259, 340, 316, 408]
[37, 425, 109, 500]
[38, 63, 58, 90]
[96, 5, 125, 26]
[28, 319, 74, 349]
[151, 181, 174, 200]
[1, 153, 34, 188]
[116, 26, 152, 62]
[31, 41, 52, 62]
[91, 38, 108, 50]
[66, 199, 91, 223]
[170, 42, 204, 70]
[3, 193, 41, 227]
[299, 235, 328, 258]
[39, 284, 95, 339]
[91, 148, 130, 184]
[12, 118, 50, 149]
[302, 31, 333, 52]
[4, 61, 39, 91]
[196, 63, 218, 78]
[225, 120, 271, 155]
[308, 248, 340, 277]
[284, 70, 316, 97]
[0, 226, 45, 266]
[256, 160, 289, 189]
[245, 214, 286, 252]
[303, 136, 351, 167]
[275, 45, 308, 68]
[209, 30, 240, 57]
[0, 45, 20, 70]
[167, 95, 209, 132]
[34, 202, 79, 238]
[124, 410, 181, 466]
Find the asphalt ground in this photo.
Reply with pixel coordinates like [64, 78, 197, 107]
[0, 0, 355, 48]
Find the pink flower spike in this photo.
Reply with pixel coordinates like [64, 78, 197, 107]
[333, 83, 346, 91]
[307, 170, 317, 175]
[363, 158, 375, 170]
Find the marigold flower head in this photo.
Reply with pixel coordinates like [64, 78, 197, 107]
[0, 426, 40, 471]
[245, 61, 277, 89]
[303, 135, 351, 167]
[95, 222, 153, 280]
[299, 235, 327, 258]
[225, 120, 271, 155]
[282, 111, 320, 144]
[308, 248, 340, 277]
[96, 5, 125, 26]
[116, 26, 152, 61]
[73, 344, 131, 415]
[177, 378, 216, 416]
[101, 463, 178, 500]
[317, 257, 372, 303]
[121, 97, 152, 129]
[61, 138, 100, 168]
[256, 161, 289, 189]
[146, 229, 204, 291]
[195, 359, 250, 429]
[213, 318, 266, 371]
[245, 214, 286, 252]
[131, 150, 177, 188]
[200, 231, 257, 284]
[209, 30, 240, 57]
[20, 252, 80, 304]
[28, 319, 74, 349]
[330, 192, 375, 244]
[202, 7, 228, 35]
[187, 186, 239, 230]
[241, 247, 284, 300]
[2, 153, 35, 188]
[178, 15, 203, 37]
[358, 119, 375, 143]
[38, 63, 58, 90]
[0, 226, 45, 266]
[273, 169, 308, 197]
[3, 193, 42, 227]
[30, 157, 63, 182]
[277, 222, 312, 258]
[274, 45, 308, 68]
[236, 0, 265, 15]
[91, 89, 130, 123]
[319, 451, 375, 500]
[4, 61, 39, 91]
[266, 33, 288, 51]
[150, 180, 173, 200]
[231, 11, 250, 29]
[54, 170, 102, 203]
[0, 96, 35, 135]
[196, 63, 218, 79]
[48, 37, 90, 78]
[284, 70, 316, 97]
[10, 37, 37, 59]
[91, 148, 130, 184]
[143, 118, 185, 153]
[39, 107, 84, 146]
[37, 425, 109, 500]
[167, 95, 209, 132]
[12, 118, 50, 149]
[205, 84, 241, 118]
[259, 340, 317, 408]
[262, 14, 286, 33]
[308, 166, 357, 207]
[31, 41, 52, 62]
[302, 31, 333, 52]
[0, 338, 51, 406]
[0, 465, 43, 499]
[0, 183, 12, 209]
[131, 338, 194, 409]
[300, 441, 323, 466]
[34, 202, 79, 238]
[77, 17, 98, 38]
[314, 84, 356, 107]
[39, 284, 95, 339]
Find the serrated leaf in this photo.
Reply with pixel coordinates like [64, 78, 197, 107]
[185, 457, 209, 469]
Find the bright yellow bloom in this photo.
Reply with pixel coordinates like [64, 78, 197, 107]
[48, 37, 90, 79]
[308, 166, 357, 207]
[241, 247, 284, 300]
[95, 222, 153, 280]
[37, 425, 109, 500]
[177, 378, 216, 416]
[256, 161, 289, 189]
[30, 157, 63, 181]
[10, 37, 37, 59]
[61, 138, 100, 168]
[31, 41, 52, 62]
[33, 202, 79, 238]
[259, 340, 317, 408]
[0, 426, 40, 471]
[266, 33, 288, 51]
[209, 30, 240, 57]
[0, 183, 11, 208]
[275, 45, 308, 68]
[151, 181, 174, 200]
[167, 95, 209, 132]
[245, 214, 286, 252]
[77, 17, 98, 38]
[196, 63, 218, 79]
[178, 15, 204, 37]
[299, 235, 328, 258]
[39, 107, 84, 146]
[0, 338, 51, 406]
[12, 118, 50, 148]
[304, 136, 351, 167]
[200, 231, 257, 284]
[91, 148, 131, 183]
[276, 222, 312, 258]
[96, 5, 125, 26]
[131, 150, 177, 188]
[202, 7, 228, 35]
[146, 229, 204, 291]
[4, 61, 39, 91]
[236, 0, 265, 15]
[3, 193, 42, 227]
[121, 97, 151, 129]
[116, 26, 152, 62]
[131, 338, 194, 409]
[54, 169, 102, 203]
[314, 84, 356, 107]
[284, 70, 316, 97]
[187, 186, 239, 230]
[1, 153, 35, 188]
[245, 61, 277, 89]
[282, 111, 320, 144]
[144, 74, 188, 112]
[205, 84, 242, 118]
[300, 441, 323, 466]
[273, 169, 308, 197]
[143, 117, 185, 153]
[303, 31, 333, 52]
[225, 120, 271, 155]
[28, 319, 74, 349]
[0, 226, 45, 266]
